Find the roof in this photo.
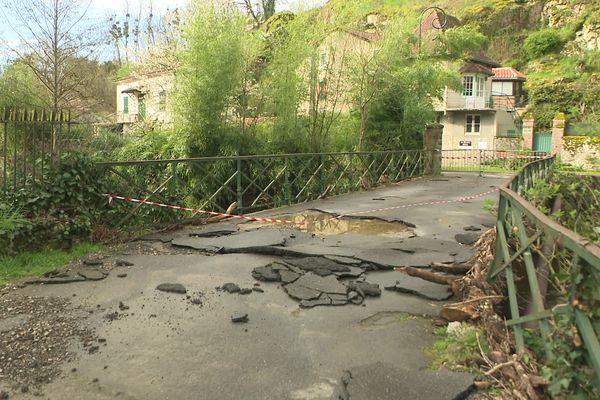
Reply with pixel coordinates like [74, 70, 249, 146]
[492, 67, 526, 81]
[460, 62, 493, 76]
[468, 51, 501, 68]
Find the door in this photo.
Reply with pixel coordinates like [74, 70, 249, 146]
[533, 132, 552, 153]
[138, 97, 146, 121]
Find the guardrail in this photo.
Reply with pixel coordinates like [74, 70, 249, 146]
[97, 150, 424, 226]
[488, 155, 600, 386]
[442, 149, 547, 173]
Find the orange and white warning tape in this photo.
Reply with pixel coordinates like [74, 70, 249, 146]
[106, 187, 499, 226]
[334, 187, 499, 219]
[104, 194, 299, 225]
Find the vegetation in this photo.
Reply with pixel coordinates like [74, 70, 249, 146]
[0, 243, 104, 285]
[524, 173, 600, 398]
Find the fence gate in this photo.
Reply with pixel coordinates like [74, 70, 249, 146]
[533, 132, 552, 153]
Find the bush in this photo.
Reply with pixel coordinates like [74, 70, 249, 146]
[522, 29, 562, 60]
[0, 153, 109, 254]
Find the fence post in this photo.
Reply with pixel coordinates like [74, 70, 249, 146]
[478, 149, 483, 176]
[423, 123, 443, 175]
[170, 162, 178, 194]
[284, 156, 291, 205]
[236, 158, 243, 212]
[319, 154, 326, 196]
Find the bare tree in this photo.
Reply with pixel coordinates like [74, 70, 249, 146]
[1, 0, 99, 115]
[238, 0, 276, 25]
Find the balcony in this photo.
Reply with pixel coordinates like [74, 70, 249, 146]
[116, 113, 139, 124]
[444, 91, 494, 111]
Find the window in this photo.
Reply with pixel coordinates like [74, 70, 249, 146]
[123, 96, 129, 114]
[492, 81, 513, 96]
[476, 76, 485, 97]
[462, 76, 473, 96]
[159, 90, 167, 111]
[466, 115, 481, 133]
[319, 51, 328, 69]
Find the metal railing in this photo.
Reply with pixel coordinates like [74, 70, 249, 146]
[98, 150, 425, 226]
[488, 155, 600, 387]
[1, 107, 70, 194]
[441, 149, 548, 173]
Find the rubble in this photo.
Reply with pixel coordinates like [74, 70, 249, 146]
[156, 283, 187, 294]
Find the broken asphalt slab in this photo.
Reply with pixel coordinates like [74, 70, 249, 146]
[330, 362, 474, 400]
[156, 283, 187, 294]
[385, 275, 453, 301]
[171, 229, 288, 253]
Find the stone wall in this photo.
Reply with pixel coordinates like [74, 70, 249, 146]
[561, 136, 600, 170]
[494, 137, 523, 151]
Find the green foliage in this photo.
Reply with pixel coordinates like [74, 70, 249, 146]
[524, 172, 600, 399]
[174, 2, 262, 157]
[0, 61, 48, 108]
[428, 325, 488, 372]
[0, 153, 109, 254]
[0, 243, 104, 285]
[434, 24, 488, 60]
[522, 29, 562, 60]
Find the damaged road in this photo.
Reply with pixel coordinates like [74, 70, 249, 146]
[0, 173, 503, 400]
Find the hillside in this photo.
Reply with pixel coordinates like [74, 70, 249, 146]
[324, 0, 600, 132]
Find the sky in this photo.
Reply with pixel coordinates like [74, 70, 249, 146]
[0, 0, 328, 66]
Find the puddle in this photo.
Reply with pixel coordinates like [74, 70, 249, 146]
[245, 210, 414, 238]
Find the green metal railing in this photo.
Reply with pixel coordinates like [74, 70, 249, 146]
[98, 150, 425, 226]
[488, 155, 600, 386]
[441, 149, 547, 173]
[1, 107, 71, 194]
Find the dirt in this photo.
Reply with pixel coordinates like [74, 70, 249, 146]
[0, 293, 95, 392]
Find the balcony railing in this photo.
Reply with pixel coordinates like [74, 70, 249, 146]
[444, 91, 493, 110]
[116, 113, 139, 124]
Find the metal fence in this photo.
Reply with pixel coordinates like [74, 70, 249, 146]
[488, 156, 600, 387]
[441, 149, 548, 173]
[1, 107, 70, 194]
[98, 150, 425, 226]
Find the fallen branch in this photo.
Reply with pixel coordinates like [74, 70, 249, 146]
[446, 295, 504, 307]
[395, 266, 455, 286]
[485, 360, 516, 377]
[431, 262, 470, 275]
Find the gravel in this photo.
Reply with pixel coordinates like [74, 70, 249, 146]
[0, 295, 95, 390]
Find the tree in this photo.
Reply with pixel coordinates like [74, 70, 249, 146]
[0, 61, 49, 108]
[239, 0, 277, 25]
[174, 1, 261, 156]
[1, 0, 99, 115]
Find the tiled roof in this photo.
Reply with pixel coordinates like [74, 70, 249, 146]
[492, 67, 526, 81]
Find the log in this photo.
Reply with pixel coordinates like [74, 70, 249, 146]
[431, 262, 470, 275]
[396, 266, 455, 286]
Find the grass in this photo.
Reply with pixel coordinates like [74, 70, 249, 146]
[427, 325, 489, 372]
[0, 243, 105, 285]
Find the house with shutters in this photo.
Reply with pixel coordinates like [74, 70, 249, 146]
[115, 70, 175, 130]
[436, 55, 528, 152]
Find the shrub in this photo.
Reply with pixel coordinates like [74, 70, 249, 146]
[522, 29, 562, 60]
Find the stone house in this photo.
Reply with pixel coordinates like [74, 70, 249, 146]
[115, 70, 175, 130]
[436, 55, 528, 152]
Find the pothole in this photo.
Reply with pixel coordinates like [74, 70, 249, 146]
[244, 210, 415, 238]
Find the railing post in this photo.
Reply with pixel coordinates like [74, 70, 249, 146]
[319, 154, 326, 196]
[170, 162, 178, 195]
[284, 156, 291, 205]
[478, 149, 483, 176]
[236, 158, 243, 212]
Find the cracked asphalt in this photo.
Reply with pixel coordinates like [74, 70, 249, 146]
[0, 173, 506, 400]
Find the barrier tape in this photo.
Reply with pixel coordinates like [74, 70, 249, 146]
[106, 187, 500, 226]
[334, 187, 499, 219]
[104, 194, 300, 225]
[442, 155, 545, 160]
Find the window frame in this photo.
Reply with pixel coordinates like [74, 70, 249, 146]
[462, 75, 474, 97]
[123, 96, 129, 114]
[465, 114, 481, 134]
